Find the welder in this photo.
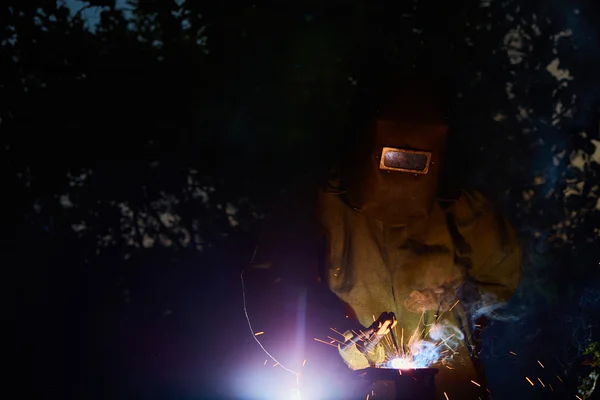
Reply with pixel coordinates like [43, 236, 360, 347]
[248, 72, 522, 400]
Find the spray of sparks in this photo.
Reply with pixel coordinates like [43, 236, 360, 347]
[381, 312, 463, 369]
[322, 309, 465, 370]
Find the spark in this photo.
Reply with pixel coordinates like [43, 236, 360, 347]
[384, 333, 395, 351]
[263, 359, 268, 365]
[272, 362, 279, 367]
[401, 328, 405, 355]
[366, 395, 369, 400]
[446, 365, 455, 370]
[444, 392, 449, 400]
[254, 331, 264, 336]
[302, 359, 307, 366]
[557, 375, 563, 382]
[314, 337, 337, 348]
[509, 351, 517, 356]
[433, 333, 457, 354]
[549, 384, 553, 391]
[417, 311, 426, 330]
[448, 300, 460, 311]
[525, 377, 535, 386]
[377, 318, 460, 370]
[537, 377, 545, 387]
[441, 334, 455, 343]
[330, 327, 344, 337]
[471, 380, 481, 387]
[327, 335, 345, 345]
[537, 360, 545, 368]
[576, 396, 583, 400]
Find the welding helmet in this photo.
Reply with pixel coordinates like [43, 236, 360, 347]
[342, 75, 450, 225]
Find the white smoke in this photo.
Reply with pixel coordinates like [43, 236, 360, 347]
[470, 292, 522, 321]
[386, 321, 466, 369]
[409, 340, 441, 368]
[428, 320, 465, 344]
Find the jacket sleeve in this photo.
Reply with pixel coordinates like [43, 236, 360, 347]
[338, 341, 371, 370]
[450, 190, 522, 305]
[337, 331, 386, 370]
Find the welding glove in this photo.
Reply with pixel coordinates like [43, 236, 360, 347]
[338, 312, 397, 370]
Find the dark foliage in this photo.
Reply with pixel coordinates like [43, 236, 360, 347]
[2, 1, 599, 399]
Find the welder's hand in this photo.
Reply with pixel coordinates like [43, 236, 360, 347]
[371, 312, 397, 335]
[376, 319, 392, 336]
[360, 312, 397, 353]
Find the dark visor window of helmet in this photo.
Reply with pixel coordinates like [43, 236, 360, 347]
[379, 147, 432, 174]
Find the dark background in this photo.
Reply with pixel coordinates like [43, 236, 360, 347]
[2, 1, 600, 399]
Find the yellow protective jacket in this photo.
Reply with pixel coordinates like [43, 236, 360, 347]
[249, 178, 521, 400]
[317, 185, 522, 399]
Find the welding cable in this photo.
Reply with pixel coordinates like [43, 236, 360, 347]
[240, 245, 300, 378]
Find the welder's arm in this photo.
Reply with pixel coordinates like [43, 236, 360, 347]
[471, 218, 521, 303]
[338, 313, 395, 370]
[338, 332, 373, 370]
[455, 191, 522, 303]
